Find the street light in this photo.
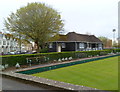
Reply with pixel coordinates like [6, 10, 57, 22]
[113, 29, 116, 48]
[19, 33, 21, 52]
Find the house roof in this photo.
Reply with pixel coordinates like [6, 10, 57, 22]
[56, 32, 102, 43]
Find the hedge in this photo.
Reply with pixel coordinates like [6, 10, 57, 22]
[0, 49, 120, 67]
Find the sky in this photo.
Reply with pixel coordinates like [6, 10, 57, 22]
[0, 0, 119, 40]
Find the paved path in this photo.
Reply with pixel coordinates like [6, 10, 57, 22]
[2, 75, 69, 92]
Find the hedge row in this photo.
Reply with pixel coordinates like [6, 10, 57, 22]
[1, 49, 120, 67]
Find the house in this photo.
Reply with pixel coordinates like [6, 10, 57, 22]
[0, 32, 33, 54]
[48, 32, 103, 52]
[0, 32, 19, 54]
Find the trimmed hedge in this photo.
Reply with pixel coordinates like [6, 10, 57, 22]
[1, 49, 120, 67]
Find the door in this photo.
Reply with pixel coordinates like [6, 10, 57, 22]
[57, 44, 61, 52]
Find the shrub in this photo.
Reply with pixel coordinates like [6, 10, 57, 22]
[40, 48, 48, 53]
[1, 49, 119, 67]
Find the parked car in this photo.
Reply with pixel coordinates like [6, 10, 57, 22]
[15, 51, 28, 54]
[7, 52, 16, 55]
[32, 51, 37, 54]
[11, 52, 16, 54]
[15, 51, 21, 54]
[25, 51, 37, 54]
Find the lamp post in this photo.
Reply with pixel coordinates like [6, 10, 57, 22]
[113, 29, 116, 48]
[19, 33, 21, 52]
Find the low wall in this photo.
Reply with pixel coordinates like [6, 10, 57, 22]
[1, 72, 97, 91]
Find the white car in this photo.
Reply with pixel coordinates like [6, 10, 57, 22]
[9, 52, 16, 54]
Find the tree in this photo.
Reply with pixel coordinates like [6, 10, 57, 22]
[5, 2, 64, 52]
[112, 41, 118, 48]
[98, 36, 112, 48]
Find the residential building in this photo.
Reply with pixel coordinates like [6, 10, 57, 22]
[48, 32, 103, 52]
[0, 32, 33, 54]
[0, 32, 19, 54]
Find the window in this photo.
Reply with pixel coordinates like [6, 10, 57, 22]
[3, 41, 6, 45]
[10, 41, 13, 46]
[0, 40, 2, 45]
[49, 43, 53, 48]
[79, 43, 84, 48]
[61, 43, 65, 48]
[98, 44, 102, 48]
[7, 41, 9, 45]
[0, 34, 2, 38]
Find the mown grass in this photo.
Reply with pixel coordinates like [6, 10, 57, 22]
[32, 56, 119, 90]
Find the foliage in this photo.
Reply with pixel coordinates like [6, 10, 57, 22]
[98, 36, 112, 48]
[112, 41, 119, 47]
[5, 2, 64, 52]
[1, 49, 120, 67]
[40, 48, 48, 53]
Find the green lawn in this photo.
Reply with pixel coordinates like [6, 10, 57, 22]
[32, 56, 118, 90]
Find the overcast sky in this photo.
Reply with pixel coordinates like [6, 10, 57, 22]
[0, 0, 119, 40]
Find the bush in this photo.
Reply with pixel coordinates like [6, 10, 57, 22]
[1, 49, 120, 67]
[40, 48, 48, 53]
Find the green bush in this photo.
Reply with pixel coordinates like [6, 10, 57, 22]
[1, 49, 120, 67]
[40, 48, 48, 53]
[113, 49, 120, 53]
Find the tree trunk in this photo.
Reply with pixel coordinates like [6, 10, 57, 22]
[35, 41, 46, 53]
[40, 44, 46, 49]
[35, 41, 40, 53]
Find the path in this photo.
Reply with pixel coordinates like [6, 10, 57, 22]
[2, 75, 69, 92]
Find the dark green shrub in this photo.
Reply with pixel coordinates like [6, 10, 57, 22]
[1, 49, 119, 67]
[40, 48, 48, 53]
